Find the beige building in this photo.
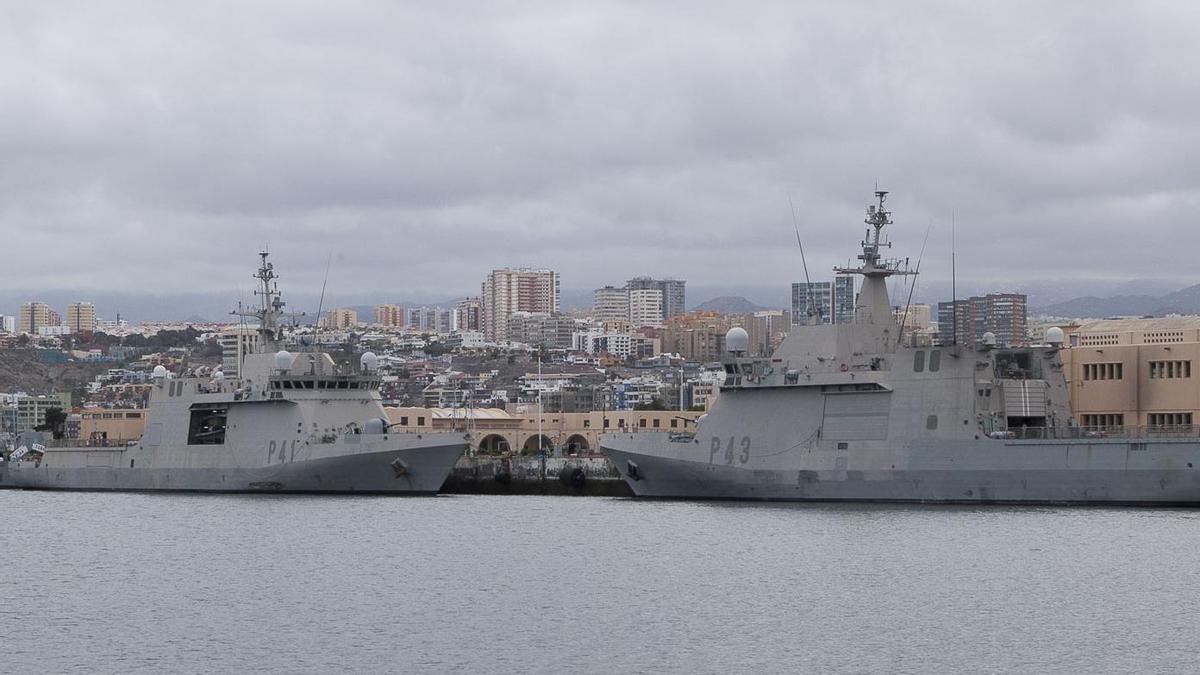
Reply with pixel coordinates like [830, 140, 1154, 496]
[386, 406, 703, 455]
[65, 302, 97, 333]
[77, 408, 148, 444]
[455, 297, 482, 332]
[18, 302, 51, 334]
[373, 304, 404, 328]
[1061, 317, 1200, 428]
[321, 308, 359, 330]
[481, 268, 559, 341]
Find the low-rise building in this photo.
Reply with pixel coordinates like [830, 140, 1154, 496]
[1061, 317, 1200, 428]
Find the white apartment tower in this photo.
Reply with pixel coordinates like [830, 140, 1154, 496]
[592, 286, 630, 322]
[629, 288, 664, 327]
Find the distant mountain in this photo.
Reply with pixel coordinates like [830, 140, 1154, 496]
[1034, 283, 1200, 318]
[693, 296, 767, 314]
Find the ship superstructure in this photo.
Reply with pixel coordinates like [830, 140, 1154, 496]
[0, 253, 467, 494]
[601, 191, 1200, 504]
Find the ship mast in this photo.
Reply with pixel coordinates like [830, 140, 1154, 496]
[833, 191, 914, 327]
[232, 251, 305, 352]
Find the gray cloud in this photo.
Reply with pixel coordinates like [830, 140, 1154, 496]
[2, 1, 1198, 315]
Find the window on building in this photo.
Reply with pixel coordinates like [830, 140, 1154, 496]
[1083, 362, 1124, 381]
[400, 416, 408, 425]
[670, 419, 678, 428]
[583, 420, 590, 428]
[603, 419, 610, 428]
[639, 419, 647, 428]
[417, 417, 425, 426]
[653, 419, 661, 428]
[1081, 413, 1124, 428]
[1148, 412, 1193, 427]
[1149, 360, 1191, 379]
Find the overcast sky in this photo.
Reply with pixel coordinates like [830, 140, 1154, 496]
[3, 1, 1198, 316]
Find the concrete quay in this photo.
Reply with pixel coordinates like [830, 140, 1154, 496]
[440, 456, 632, 497]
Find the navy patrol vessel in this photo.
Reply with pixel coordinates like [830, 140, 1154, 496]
[602, 191, 1200, 504]
[0, 253, 467, 494]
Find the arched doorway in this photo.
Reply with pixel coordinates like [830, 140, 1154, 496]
[563, 434, 590, 454]
[477, 434, 510, 455]
[521, 434, 554, 455]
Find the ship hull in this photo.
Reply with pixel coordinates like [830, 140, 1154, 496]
[602, 437, 1200, 505]
[0, 441, 465, 495]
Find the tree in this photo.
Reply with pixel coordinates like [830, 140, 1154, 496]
[634, 398, 668, 411]
[35, 407, 68, 440]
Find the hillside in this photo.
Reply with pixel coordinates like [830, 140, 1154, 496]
[692, 296, 768, 314]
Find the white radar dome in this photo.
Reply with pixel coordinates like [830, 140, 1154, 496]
[1045, 326, 1065, 346]
[982, 331, 997, 347]
[274, 350, 293, 371]
[152, 365, 168, 379]
[360, 351, 379, 373]
[725, 327, 750, 354]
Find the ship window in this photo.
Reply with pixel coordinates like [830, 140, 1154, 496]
[913, 351, 925, 372]
[338, 381, 349, 389]
[187, 406, 228, 445]
[926, 415, 938, 430]
[318, 381, 327, 389]
[303, 381, 314, 389]
[283, 381, 294, 389]
[928, 350, 941, 372]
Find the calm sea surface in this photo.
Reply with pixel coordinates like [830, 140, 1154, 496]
[2, 493, 1199, 674]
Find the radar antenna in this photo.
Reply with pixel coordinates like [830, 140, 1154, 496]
[232, 250, 305, 350]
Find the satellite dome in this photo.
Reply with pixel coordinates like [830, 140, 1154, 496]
[1045, 326, 1065, 346]
[152, 365, 168, 379]
[725, 327, 750, 354]
[274, 350, 293, 371]
[360, 351, 379, 373]
[982, 332, 997, 347]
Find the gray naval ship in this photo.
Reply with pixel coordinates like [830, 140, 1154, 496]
[602, 191, 1200, 504]
[0, 253, 467, 494]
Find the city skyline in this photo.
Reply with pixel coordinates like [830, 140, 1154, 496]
[2, 4, 1199, 306]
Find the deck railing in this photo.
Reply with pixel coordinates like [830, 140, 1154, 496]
[994, 425, 1199, 441]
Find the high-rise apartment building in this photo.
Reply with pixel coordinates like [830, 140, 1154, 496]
[937, 293, 1027, 347]
[407, 307, 453, 334]
[18, 302, 51, 334]
[627, 277, 686, 320]
[373, 304, 404, 328]
[0, 315, 15, 333]
[65, 302, 97, 333]
[481, 268, 560, 341]
[592, 286, 630, 322]
[628, 289, 664, 327]
[791, 278, 854, 325]
[455, 297, 482, 332]
[320, 308, 359, 330]
[219, 326, 261, 377]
